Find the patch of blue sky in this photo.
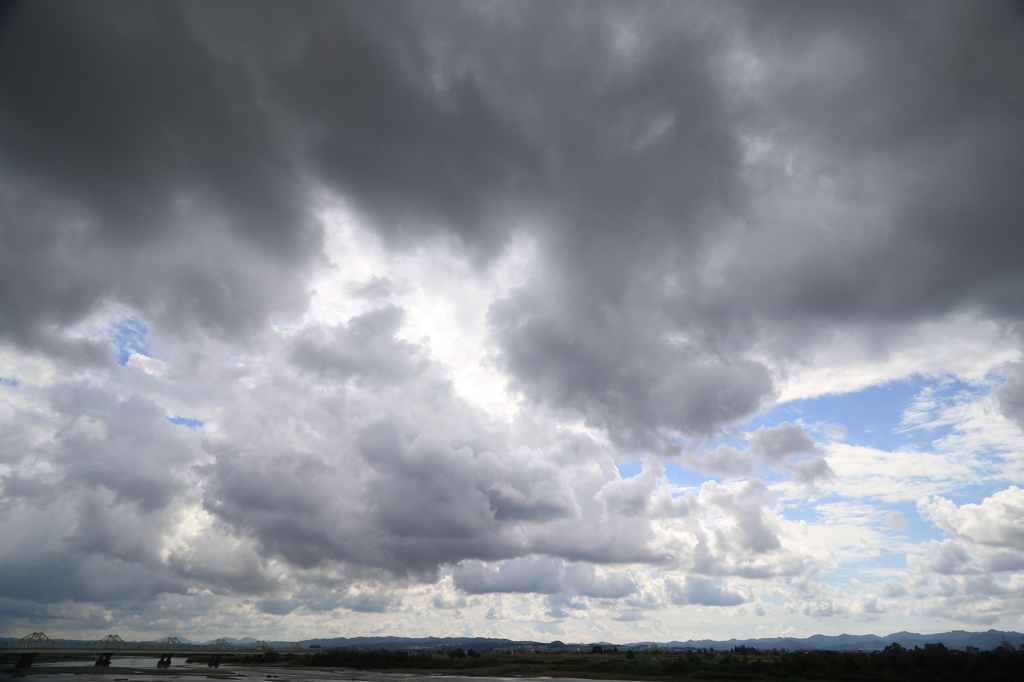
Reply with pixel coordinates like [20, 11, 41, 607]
[167, 415, 204, 429]
[884, 499, 927, 525]
[749, 374, 991, 452]
[0, 376, 19, 387]
[614, 457, 731, 492]
[937, 481, 1012, 507]
[663, 459, 723, 488]
[902, 524, 946, 547]
[111, 314, 151, 365]
[750, 379, 924, 451]
[614, 459, 643, 479]
[659, 450, 804, 488]
[823, 552, 908, 584]
[638, 374, 1009, 504]
[776, 498, 824, 523]
[792, 498, 945, 552]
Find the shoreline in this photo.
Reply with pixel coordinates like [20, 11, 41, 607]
[0, 664, 676, 682]
[0, 666, 238, 678]
[317, 667, 681, 681]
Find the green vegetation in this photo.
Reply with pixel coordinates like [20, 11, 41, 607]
[305, 649, 495, 669]
[283, 643, 1024, 681]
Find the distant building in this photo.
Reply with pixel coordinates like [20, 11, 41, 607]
[647, 642, 661, 652]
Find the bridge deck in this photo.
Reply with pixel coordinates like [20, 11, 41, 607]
[1, 633, 298, 656]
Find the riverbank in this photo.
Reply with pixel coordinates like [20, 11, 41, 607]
[340, 665, 681, 681]
[0, 665, 238, 679]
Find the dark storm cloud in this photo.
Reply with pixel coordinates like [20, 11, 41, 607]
[256, 599, 297, 616]
[489, 289, 777, 445]
[0, 0, 317, 348]
[0, 485, 191, 605]
[6, 0, 1024, 433]
[3, 0, 1024, 626]
[0, 551, 184, 604]
[687, 1, 1024, 326]
[381, 0, 1024, 444]
[493, 1, 1024, 441]
[0, 1, 301, 253]
[461, 0, 780, 443]
[996, 362, 1024, 429]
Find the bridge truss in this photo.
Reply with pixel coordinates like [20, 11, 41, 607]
[1, 632, 302, 669]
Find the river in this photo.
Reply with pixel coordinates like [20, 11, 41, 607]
[0, 661, 587, 682]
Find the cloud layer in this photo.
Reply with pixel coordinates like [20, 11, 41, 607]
[1, 0, 1024, 642]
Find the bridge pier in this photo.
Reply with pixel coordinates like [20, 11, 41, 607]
[2, 633, 278, 667]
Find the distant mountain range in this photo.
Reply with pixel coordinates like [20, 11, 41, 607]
[650, 630, 1024, 652]
[296, 630, 1024, 652]
[3, 629, 1022, 652]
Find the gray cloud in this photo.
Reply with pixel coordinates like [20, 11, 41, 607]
[256, 599, 297, 616]
[194, 327, 594, 579]
[680, 445, 756, 480]
[996, 362, 1024, 430]
[2, 0, 1024, 636]
[5, 0, 1024, 423]
[666, 576, 746, 607]
[749, 422, 834, 487]
[453, 558, 639, 603]
[750, 422, 822, 464]
[700, 480, 781, 556]
[291, 306, 428, 385]
[0, 1, 316, 352]
[454, 557, 566, 595]
[564, 564, 639, 600]
[908, 541, 979, 576]
[490, 289, 777, 446]
[338, 590, 402, 614]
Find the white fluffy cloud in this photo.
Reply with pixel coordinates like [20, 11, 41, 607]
[921, 488, 1024, 551]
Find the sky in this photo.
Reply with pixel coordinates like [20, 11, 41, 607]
[1, 0, 1024, 645]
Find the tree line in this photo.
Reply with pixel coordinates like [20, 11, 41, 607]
[190, 641, 1024, 681]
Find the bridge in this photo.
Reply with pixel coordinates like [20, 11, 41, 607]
[0, 632, 303, 669]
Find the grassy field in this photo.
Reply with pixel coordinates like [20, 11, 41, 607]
[252, 646, 1024, 682]
[259, 649, 784, 680]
